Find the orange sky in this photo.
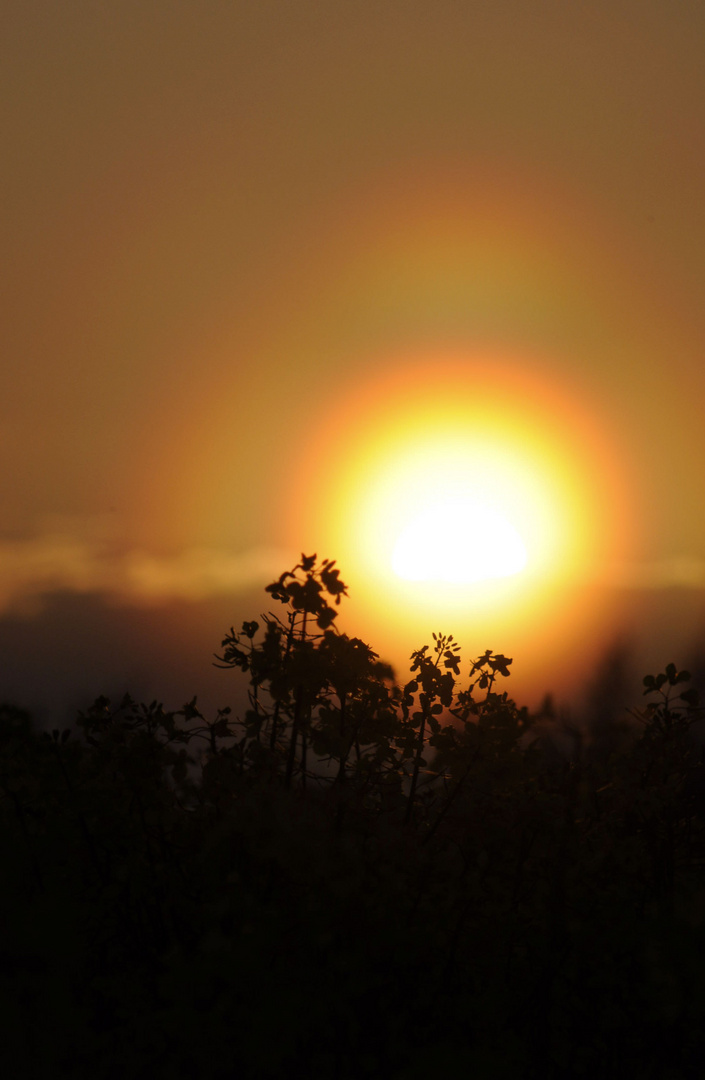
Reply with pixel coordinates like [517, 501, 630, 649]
[3, 0, 705, 709]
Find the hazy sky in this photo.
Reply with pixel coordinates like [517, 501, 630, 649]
[3, 0, 705, 711]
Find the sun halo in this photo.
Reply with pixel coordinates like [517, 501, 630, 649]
[289, 354, 631, 633]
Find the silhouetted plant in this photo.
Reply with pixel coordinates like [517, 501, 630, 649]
[215, 554, 400, 796]
[397, 633, 460, 823]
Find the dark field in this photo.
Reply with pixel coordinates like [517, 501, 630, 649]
[2, 557, 705, 1078]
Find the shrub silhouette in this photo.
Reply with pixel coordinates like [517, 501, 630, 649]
[214, 555, 400, 798]
[1, 556, 705, 1078]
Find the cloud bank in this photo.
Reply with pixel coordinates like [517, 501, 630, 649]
[600, 557, 705, 590]
[0, 531, 293, 613]
[3, 521, 705, 617]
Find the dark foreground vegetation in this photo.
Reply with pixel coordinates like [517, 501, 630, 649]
[2, 556, 705, 1078]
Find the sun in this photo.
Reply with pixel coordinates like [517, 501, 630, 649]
[392, 497, 527, 584]
[349, 429, 551, 606]
[290, 353, 633, 633]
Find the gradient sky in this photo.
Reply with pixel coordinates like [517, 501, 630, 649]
[3, 0, 705, 711]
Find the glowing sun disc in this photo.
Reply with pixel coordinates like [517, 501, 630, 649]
[392, 499, 528, 584]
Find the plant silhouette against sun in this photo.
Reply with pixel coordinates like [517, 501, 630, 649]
[215, 554, 399, 793]
[214, 554, 529, 835]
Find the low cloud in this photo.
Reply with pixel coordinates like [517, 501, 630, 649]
[5, 525, 705, 617]
[600, 557, 705, 590]
[0, 531, 293, 613]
